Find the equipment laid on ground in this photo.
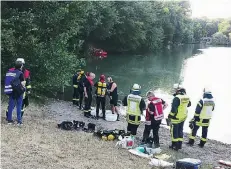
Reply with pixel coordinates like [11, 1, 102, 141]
[116, 135, 135, 149]
[176, 158, 201, 169]
[73, 120, 85, 130]
[218, 160, 231, 167]
[105, 113, 118, 121]
[129, 148, 153, 159]
[58, 120, 95, 133]
[94, 129, 125, 141]
[129, 146, 162, 159]
[57, 121, 73, 130]
[149, 158, 174, 167]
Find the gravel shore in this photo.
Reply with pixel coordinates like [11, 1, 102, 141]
[1, 98, 231, 169]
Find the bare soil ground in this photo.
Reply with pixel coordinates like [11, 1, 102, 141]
[1, 98, 231, 169]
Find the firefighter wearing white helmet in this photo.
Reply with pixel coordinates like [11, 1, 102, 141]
[16, 58, 25, 64]
[168, 84, 191, 151]
[122, 84, 146, 136]
[7, 58, 31, 118]
[187, 88, 215, 148]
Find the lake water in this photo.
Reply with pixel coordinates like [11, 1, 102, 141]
[60, 45, 231, 144]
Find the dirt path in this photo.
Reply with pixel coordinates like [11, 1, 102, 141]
[1, 99, 231, 169]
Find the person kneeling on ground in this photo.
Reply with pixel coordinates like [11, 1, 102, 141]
[142, 91, 168, 148]
[83, 72, 95, 118]
[94, 74, 107, 120]
[122, 84, 146, 136]
[107, 77, 119, 121]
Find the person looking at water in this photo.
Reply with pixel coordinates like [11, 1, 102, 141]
[187, 88, 215, 148]
[142, 91, 168, 148]
[83, 72, 95, 118]
[94, 74, 107, 120]
[107, 77, 119, 121]
[122, 84, 146, 136]
[168, 84, 191, 151]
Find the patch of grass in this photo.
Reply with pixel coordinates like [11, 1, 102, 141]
[1, 102, 152, 169]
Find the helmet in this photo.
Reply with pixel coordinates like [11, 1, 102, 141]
[100, 74, 105, 81]
[80, 70, 84, 74]
[132, 84, 141, 91]
[203, 87, 212, 94]
[107, 134, 115, 141]
[173, 83, 183, 89]
[16, 58, 25, 64]
[102, 135, 108, 141]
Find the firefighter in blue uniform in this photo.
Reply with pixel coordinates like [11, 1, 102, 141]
[168, 84, 191, 151]
[187, 88, 215, 148]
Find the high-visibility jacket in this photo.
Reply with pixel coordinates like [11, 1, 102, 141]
[145, 97, 164, 125]
[194, 97, 215, 126]
[127, 94, 142, 125]
[170, 94, 190, 124]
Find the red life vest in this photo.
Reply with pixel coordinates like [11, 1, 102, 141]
[86, 76, 94, 86]
[9, 68, 30, 79]
[146, 97, 164, 122]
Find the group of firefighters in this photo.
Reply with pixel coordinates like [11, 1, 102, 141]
[4, 59, 215, 151]
[72, 69, 215, 150]
[72, 69, 119, 121]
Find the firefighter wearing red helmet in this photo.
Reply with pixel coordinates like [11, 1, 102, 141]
[94, 74, 107, 120]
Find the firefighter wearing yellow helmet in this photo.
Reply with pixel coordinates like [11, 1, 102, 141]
[187, 87, 215, 148]
[168, 84, 191, 151]
[122, 84, 146, 136]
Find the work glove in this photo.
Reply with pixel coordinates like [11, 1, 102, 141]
[189, 119, 195, 129]
[168, 114, 175, 119]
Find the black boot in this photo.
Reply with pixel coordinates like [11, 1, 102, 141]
[169, 142, 179, 151]
[186, 139, 195, 146]
[154, 141, 160, 148]
[117, 114, 120, 121]
[198, 140, 206, 148]
[73, 100, 76, 105]
[21, 110, 24, 117]
[178, 141, 182, 149]
[6, 111, 8, 121]
[84, 112, 90, 118]
[76, 101, 79, 106]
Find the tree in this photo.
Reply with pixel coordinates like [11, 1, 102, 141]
[212, 32, 228, 45]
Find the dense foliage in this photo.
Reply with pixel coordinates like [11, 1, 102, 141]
[1, 1, 231, 91]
